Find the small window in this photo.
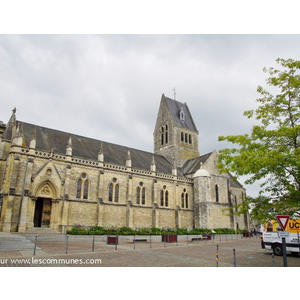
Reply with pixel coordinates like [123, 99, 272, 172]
[181, 132, 184, 142]
[215, 185, 219, 203]
[189, 134, 192, 144]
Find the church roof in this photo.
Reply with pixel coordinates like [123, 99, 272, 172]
[17, 121, 183, 176]
[165, 97, 198, 132]
[182, 152, 212, 175]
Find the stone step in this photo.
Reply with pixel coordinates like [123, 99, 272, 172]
[25, 228, 61, 234]
[0, 233, 40, 251]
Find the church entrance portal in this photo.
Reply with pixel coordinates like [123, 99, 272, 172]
[34, 198, 52, 227]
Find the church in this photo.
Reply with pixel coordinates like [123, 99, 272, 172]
[0, 94, 249, 233]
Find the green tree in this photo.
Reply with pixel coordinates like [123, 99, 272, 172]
[218, 58, 300, 222]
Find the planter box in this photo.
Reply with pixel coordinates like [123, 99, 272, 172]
[243, 232, 253, 238]
[107, 236, 118, 244]
[162, 234, 177, 243]
[203, 234, 211, 240]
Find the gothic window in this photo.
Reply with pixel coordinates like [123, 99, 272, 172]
[189, 134, 192, 144]
[108, 178, 119, 203]
[165, 125, 168, 144]
[165, 190, 169, 207]
[76, 179, 82, 198]
[181, 132, 184, 142]
[235, 195, 237, 212]
[161, 125, 169, 146]
[215, 185, 219, 203]
[142, 186, 145, 205]
[137, 182, 146, 205]
[83, 180, 89, 199]
[115, 184, 119, 203]
[181, 189, 188, 208]
[76, 173, 89, 199]
[137, 187, 140, 204]
[109, 183, 113, 202]
[185, 133, 188, 143]
[161, 185, 169, 207]
[160, 190, 164, 206]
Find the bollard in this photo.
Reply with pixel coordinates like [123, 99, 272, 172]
[115, 235, 118, 251]
[133, 235, 136, 250]
[65, 235, 69, 254]
[216, 245, 219, 267]
[92, 236, 95, 252]
[33, 235, 37, 256]
[150, 234, 152, 249]
[272, 254, 276, 267]
[282, 237, 288, 267]
[233, 249, 236, 267]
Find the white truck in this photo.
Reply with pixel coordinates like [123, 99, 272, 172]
[261, 219, 300, 256]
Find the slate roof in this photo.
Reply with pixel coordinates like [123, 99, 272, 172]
[165, 97, 198, 132]
[182, 152, 212, 175]
[16, 121, 183, 176]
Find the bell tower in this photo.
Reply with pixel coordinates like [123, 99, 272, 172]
[153, 94, 200, 167]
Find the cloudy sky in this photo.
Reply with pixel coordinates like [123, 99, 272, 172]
[1, 34, 300, 196]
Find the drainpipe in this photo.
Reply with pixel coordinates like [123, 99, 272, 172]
[17, 158, 28, 231]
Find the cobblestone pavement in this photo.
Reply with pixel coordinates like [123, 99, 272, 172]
[1, 233, 300, 267]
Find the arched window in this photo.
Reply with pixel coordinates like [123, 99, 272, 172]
[161, 186, 169, 207]
[165, 125, 168, 144]
[181, 132, 184, 142]
[136, 182, 146, 205]
[215, 185, 219, 203]
[108, 178, 119, 203]
[115, 184, 119, 203]
[189, 134, 192, 144]
[161, 126, 164, 145]
[181, 189, 188, 208]
[76, 179, 82, 199]
[185, 133, 188, 143]
[137, 187, 140, 204]
[160, 190, 164, 206]
[76, 173, 89, 199]
[83, 180, 89, 199]
[109, 183, 113, 202]
[142, 187, 145, 205]
[165, 191, 169, 207]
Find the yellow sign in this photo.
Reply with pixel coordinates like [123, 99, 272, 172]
[263, 219, 300, 233]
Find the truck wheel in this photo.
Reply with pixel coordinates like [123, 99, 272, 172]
[273, 244, 282, 256]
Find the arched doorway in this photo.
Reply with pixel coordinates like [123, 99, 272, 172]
[34, 198, 52, 227]
[33, 181, 56, 228]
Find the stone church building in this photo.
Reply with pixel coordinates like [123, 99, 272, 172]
[0, 94, 249, 233]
